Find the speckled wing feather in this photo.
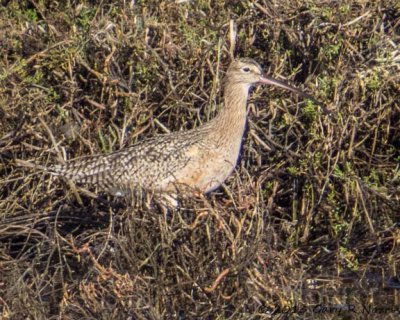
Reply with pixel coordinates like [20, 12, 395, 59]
[20, 59, 322, 199]
[50, 129, 208, 194]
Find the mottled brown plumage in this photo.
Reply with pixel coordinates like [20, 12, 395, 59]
[50, 58, 319, 197]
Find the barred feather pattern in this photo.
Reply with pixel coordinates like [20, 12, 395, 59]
[51, 129, 210, 192]
[50, 59, 264, 196]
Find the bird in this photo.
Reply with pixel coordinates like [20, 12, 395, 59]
[19, 58, 324, 201]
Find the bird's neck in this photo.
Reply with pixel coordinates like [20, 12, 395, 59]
[211, 81, 250, 143]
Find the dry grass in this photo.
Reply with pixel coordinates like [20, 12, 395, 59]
[0, 0, 399, 319]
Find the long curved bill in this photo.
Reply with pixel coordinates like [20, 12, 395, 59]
[259, 75, 329, 115]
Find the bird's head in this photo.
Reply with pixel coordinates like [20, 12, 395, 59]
[226, 58, 264, 86]
[226, 58, 328, 113]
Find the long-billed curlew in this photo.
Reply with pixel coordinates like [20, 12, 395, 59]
[21, 59, 324, 200]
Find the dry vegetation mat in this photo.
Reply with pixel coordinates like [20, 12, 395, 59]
[0, 1, 399, 319]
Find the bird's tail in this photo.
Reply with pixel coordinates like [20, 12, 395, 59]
[15, 158, 102, 200]
[15, 159, 51, 172]
[15, 158, 72, 178]
[16, 154, 114, 187]
[48, 154, 113, 185]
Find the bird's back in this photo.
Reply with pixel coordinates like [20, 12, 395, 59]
[48, 59, 277, 196]
[51, 127, 213, 195]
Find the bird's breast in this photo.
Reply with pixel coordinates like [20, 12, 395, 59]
[159, 136, 243, 193]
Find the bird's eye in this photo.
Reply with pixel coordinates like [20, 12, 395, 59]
[242, 67, 251, 73]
